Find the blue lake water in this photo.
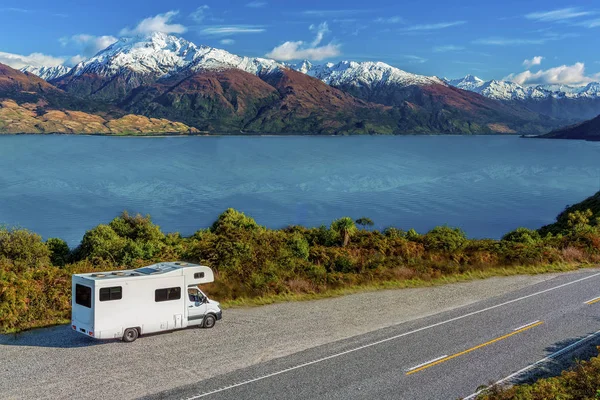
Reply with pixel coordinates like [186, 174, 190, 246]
[0, 135, 599, 246]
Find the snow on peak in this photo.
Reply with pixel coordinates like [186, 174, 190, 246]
[20, 65, 72, 81]
[447, 75, 485, 92]
[448, 75, 600, 101]
[70, 32, 201, 78]
[187, 47, 283, 76]
[293, 60, 444, 88]
[67, 31, 284, 79]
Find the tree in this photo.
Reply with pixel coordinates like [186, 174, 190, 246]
[330, 217, 357, 247]
[46, 238, 70, 267]
[422, 226, 467, 252]
[355, 217, 374, 230]
[502, 227, 541, 244]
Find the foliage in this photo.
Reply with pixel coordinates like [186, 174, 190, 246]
[330, 217, 358, 247]
[502, 228, 542, 245]
[2, 194, 600, 333]
[477, 347, 600, 400]
[46, 238, 71, 267]
[422, 226, 467, 252]
[356, 217, 375, 230]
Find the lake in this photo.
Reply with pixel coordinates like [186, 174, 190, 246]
[0, 135, 599, 246]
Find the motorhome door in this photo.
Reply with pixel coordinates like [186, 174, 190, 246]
[187, 288, 207, 325]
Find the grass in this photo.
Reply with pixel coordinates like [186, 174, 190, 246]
[220, 262, 588, 309]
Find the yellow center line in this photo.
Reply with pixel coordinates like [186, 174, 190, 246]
[405, 321, 544, 375]
[585, 297, 600, 305]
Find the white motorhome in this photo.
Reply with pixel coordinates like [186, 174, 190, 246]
[71, 261, 222, 342]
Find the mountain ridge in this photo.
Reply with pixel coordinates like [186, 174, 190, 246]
[3, 32, 566, 135]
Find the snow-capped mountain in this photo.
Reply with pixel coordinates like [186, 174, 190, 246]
[447, 74, 600, 101]
[294, 60, 444, 88]
[446, 74, 484, 92]
[20, 65, 71, 81]
[66, 31, 282, 80]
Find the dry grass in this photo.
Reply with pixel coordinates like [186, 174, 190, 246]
[221, 262, 589, 309]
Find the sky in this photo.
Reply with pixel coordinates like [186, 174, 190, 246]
[0, 0, 599, 85]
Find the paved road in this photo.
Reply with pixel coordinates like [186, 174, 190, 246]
[146, 269, 600, 400]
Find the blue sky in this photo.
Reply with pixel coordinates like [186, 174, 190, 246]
[0, 0, 599, 85]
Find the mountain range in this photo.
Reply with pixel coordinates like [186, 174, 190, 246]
[1, 31, 596, 136]
[446, 75, 600, 122]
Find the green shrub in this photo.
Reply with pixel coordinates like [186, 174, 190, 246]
[46, 238, 70, 267]
[422, 226, 467, 252]
[502, 227, 542, 244]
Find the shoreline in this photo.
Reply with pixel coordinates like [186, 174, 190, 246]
[0, 132, 532, 138]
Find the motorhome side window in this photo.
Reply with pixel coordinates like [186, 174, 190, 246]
[155, 287, 181, 302]
[75, 284, 92, 308]
[194, 272, 204, 279]
[99, 286, 122, 301]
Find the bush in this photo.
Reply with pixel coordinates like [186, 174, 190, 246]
[0, 228, 51, 271]
[502, 227, 541, 244]
[46, 238, 71, 267]
[422, 226, 467, 252]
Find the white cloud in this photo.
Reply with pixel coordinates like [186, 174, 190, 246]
[68, 55, 86, 66]
[523, 56, 543, 68]
[246, 1, 266, 7]
[266, 42, 340, 61]
[190, 5, 210, 23]
[120, 11, 187, 36]
[200, 25, 265, 36]
[404, 55, 427, 64]
[404, 21, 466, 31]
[433, 45, 465, 52]
[220, 39, 235, 45]
[265, 21, 340, 61]
[302, 10, 371, 17]
[375, 16, 404, 24]
[505, 62, 600, 86]
[525, 8, 592, 22]
[309, 22, 329, 46]
[0, 51, 65, 69]
[61, 34, 118, 57]
[577, 18, 600, 28]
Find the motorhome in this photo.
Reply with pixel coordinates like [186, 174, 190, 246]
[71, 261, 222, 342]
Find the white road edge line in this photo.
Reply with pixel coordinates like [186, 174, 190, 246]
[183, 271, 600, 400]
[584, 296, 600, 304]
[513, 320, 541, 331]
[463, 328, 600, 400]
[406, 355, 448, 372]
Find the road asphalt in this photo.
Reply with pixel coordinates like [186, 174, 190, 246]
[2, 269, 600, 400]
[145, 269, 600, 400]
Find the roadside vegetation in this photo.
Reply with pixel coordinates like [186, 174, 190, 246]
[476, 347, 600, 399]
[1, 191, 599, 334]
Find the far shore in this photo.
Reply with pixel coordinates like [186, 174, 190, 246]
[0, 131, 542, 138]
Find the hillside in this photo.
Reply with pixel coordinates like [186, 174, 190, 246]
[540, 113, 600, 141]
[0, 99, 197, 135]
[539, 191, 600, 235]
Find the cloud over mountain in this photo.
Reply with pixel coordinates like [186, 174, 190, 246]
[120, 11, 187, 36]
[505, 62, 600, 86]
[266, 22, 340, 61]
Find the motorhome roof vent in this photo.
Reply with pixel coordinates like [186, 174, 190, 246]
[129, 273, 139, 276]
[91, 273, 105, 277]
[112, 272, 125, 276]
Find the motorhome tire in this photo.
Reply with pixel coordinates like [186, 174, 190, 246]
[123, 328, 139, 342]
[203, 314, 216, 329]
